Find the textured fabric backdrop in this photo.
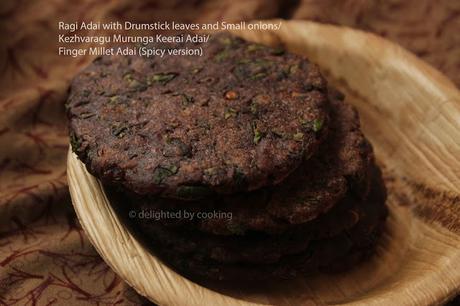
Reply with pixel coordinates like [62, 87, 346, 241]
[0, 0, 458, 304]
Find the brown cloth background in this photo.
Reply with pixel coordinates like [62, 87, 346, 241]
[0, 0, 459, 304]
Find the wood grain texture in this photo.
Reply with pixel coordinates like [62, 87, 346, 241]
[67, 20, 460, 305]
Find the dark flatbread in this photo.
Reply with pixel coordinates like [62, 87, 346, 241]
[143, 167, 387, 281]
[151, 220, 386, 282]
[116, 88, 373, 235]
[106, 163, 387, 268]
[108, 187, 363, 264]
[67, 32, 329, 199]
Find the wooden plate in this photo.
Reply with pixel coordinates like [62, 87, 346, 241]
[67, 20, 460, 305]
